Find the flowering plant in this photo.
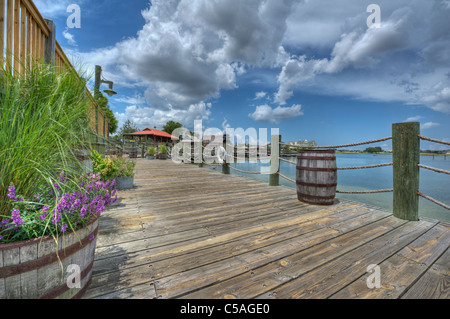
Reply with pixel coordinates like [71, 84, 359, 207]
[0, 172, 117, 244]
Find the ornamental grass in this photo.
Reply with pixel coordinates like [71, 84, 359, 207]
[0, 62, 115, 244]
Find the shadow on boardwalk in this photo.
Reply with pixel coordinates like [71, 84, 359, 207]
[83, 159, 450, 299]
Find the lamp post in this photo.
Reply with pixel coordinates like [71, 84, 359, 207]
[94, 65, 117, 139]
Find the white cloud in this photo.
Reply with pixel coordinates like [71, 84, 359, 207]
[249, 104, 304, 124]
[254, 91, 267, 100]
[421, 122, 440, 130]
[62, 28, 77, 46]
[404, 116, 423, 122]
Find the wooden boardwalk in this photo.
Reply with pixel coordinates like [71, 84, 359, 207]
[83, 159, 449, 299]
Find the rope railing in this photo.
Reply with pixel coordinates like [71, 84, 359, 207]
[418, 135, 450, 146]
[277, 172, 295, 184]
[229, 166, 262, 175]
[279, 157, 296, 165]
[416, 134, 450, 211]
[336, 189, 393, 194]
[418, 164, 450, 176]
[280, 137, 392, 149]
[337, 162, 393, 170]
[418, 192, 450, 211]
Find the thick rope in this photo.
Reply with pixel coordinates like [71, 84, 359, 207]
[418, 164, 450, 176]
[229, 166, 262, 175]
[338, 162, 393, 170]
[336, 189, 393, 194]
[418, 135, 450, 146]
[277, 172, 296, 184]
[418, 192, 450, 211]
[280, 137, 392, 149]
[315, 137, 393, 149]
[279, 157, 296, 165]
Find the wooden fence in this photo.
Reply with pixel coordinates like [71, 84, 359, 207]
[0, 0, 108, 138]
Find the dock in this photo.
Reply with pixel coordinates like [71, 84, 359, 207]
[83, 159, 449, 299]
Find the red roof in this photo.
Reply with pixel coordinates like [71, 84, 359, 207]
[128, 128, 179, 139]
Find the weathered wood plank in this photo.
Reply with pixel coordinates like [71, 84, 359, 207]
[401, 248, 449, 299]
[255, 220, 435, 299]
[331, 223, 450, 298]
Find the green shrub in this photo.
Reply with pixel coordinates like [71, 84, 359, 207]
[147, 146, 156, 156]
[92, 149, 136, 179]
[159, 144, 168, 155]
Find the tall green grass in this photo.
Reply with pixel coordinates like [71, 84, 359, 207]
[0, 62, 92, 216]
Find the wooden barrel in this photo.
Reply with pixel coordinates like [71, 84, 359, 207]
[0, 218, 98, 299]
[296, 150, 337, 205]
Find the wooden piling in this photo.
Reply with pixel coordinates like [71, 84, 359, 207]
[269, 135, 281, 186]
[392, 122, 420, 221]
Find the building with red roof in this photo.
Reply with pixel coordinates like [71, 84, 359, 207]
[123, 128, 179, 145]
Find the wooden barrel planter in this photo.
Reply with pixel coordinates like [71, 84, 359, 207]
[296, 150, 337, 205]
[0, 218, 98, 299]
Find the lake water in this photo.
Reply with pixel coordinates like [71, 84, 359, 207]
[204, 153, 450, 223]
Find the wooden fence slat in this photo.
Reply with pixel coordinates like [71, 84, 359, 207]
[13, 0, 19, 72]
[26, 10, 30, 69]
[0, 0, 5, 67]
[31, 15, 35, 60]
[20, 2, 26, 75]
[6, 0, 13, 69]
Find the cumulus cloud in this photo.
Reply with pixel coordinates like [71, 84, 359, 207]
[114, 102, 212, 131]
[274, 6, 417, 105]
[249, 104, 304, 124]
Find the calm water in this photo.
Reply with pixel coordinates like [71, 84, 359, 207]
[205, 153, 450, 223]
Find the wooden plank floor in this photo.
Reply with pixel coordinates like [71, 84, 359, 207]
[83, 159, 450, 299]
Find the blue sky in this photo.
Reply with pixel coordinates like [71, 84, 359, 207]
[34, 0, 450, 150]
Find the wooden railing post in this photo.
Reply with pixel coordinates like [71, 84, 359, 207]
[222, 134, 230, 174]
[269, 134, 281, 186]
[44, 19, 55, 65]
[392, 122, 420, 221]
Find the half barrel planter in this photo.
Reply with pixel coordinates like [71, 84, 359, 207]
[0, 218, 98, 299]
[296, 150, 337, 205]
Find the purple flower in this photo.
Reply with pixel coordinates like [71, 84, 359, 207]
[39, 206, 49, 220]
[7, 186, 16, 200]
[7, 186, 23, 202]
[89, 234, 95, 241]
[61, 224, 68, 233]
[80, 206, 87, 219]
[11, 209, 25, 227]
